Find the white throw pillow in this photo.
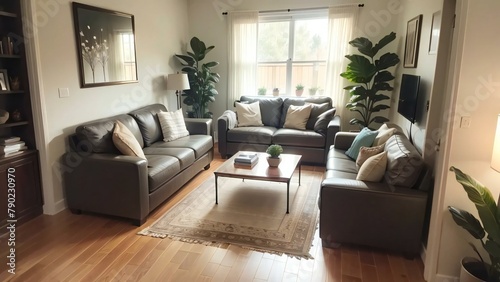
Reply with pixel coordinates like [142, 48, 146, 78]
[235, 102, 263, 127]
[356, 151, 388, 182]
[157, 110, 190, 142]
[283, 104, 312, 130]
[112, 120, 146, 158]
[373, 124, 397, 146]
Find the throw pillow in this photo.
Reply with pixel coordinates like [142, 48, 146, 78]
[157, 110, 190, 142]
[373, 123, 397, 146]
[112, 120, 146, 159]
[283, 104, 312, 130]
[356, 144, 385, 169]
[235, 102, 264, 127]
[306, 102, 330, 130]
[345, 127, 378, 160]
[314, 108, 336, 136]
[356, 151, 388, 182]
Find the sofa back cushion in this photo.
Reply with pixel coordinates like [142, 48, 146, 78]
[384, 134, 424, 188]
[128, 104, 167, 147]
[76, 114, 143, 154]
[280, 97, 332, 128]
[239, 96, 283, 127]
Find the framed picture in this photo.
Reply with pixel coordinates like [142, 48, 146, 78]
[404, 14, 423, 68]
[72, 2, 138, 88]
[0, 69, 10, 91]
[428, 11, 441, 55]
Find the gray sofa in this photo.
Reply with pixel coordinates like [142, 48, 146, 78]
[217, 96, 341, 164]
[62, 104, 213, 225]
[319, 124, 431, 255]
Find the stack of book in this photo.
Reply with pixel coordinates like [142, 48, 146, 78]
[234, 153, 259, 168]
[0, 136, 27, 157]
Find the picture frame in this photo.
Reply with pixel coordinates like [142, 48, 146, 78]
[428, 11, 441, 55]
[0, 69, 10, 91]
[404, 14, 423, 68]
[72, 2, 138, 88]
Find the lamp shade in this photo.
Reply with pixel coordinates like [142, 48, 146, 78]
[492, 114, 500, 172]
[166, 73, 190, 91]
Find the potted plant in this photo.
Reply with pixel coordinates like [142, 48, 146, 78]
[340, 32, 400, 129]
[175, 37, 220, 118]
[448, 166, 500, 282]
[258, 87, 267, 96]
[273, 88, 280, 96]
[266, 144, 283, 167]
[295, 84, 304, 96]
[308, 87, 319, 96]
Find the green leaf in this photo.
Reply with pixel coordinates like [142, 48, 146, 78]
[342, 55, 377, 83]
[448, 206, 486, 239]
[175, 54, 195, 66]
[375, 53, 400, 70]
[372, 94, 391, 102]
[204, 61, 219, 68]
[349, 37, 375, 58]
[371, 104, 391, 112]
[369, 116, 389, 124]
[485, 239, 500, 261]
[371, 32, 396, 56]
[373, 82, 393, 92]
[374, 71, 395, 83]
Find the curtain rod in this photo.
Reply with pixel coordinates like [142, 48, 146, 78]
[222, 3, 364, 15]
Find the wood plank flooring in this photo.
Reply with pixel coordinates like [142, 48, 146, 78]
[0, 148, 426, 281]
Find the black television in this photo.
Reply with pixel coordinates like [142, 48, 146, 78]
[397, 74, 421, 123]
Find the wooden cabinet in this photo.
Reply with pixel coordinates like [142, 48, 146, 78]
[0, 0, 43, 233]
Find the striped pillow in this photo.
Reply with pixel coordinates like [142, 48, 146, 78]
[157, 110, 189, 142]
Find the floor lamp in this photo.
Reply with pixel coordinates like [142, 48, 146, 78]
[166, 73, 190, 110]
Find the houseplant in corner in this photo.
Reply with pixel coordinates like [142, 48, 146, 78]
[448, 166, 500, 282]
[175, 37, 220, 118]
[340, 32, 400, 129]
[266, 144, 283, 167]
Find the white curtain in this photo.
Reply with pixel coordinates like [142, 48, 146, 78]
[227, 11, 258, 109]
[325, 6, 359, 130]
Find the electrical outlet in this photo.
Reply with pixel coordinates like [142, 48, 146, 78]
[460, 116, 471, 128]
[58, 88, 70, 98]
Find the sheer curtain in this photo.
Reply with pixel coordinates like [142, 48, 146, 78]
[227, 11, 258, 109]
[325, 6, 359, 130]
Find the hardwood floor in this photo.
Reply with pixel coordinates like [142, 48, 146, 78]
[0, 149, 426, 282]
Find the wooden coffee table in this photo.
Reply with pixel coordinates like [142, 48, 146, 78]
[214, 151, 302, 213]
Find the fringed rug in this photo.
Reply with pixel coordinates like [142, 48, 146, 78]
[138, 170, 322, 259]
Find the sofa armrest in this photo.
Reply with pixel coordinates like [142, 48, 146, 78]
[62, 153, 149, 224]
[217, 115, 229, 158]
[185, 118, 212, 136]
[333, 132, 359, 151]
[325, 115, 341, 149]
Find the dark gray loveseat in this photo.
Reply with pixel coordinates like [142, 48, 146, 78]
[63, 104, 213, 225]
[217, 96, 341, 164]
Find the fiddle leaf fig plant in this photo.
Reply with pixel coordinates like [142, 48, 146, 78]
[448, 166, 500, 282]
[175, 37, 220, 118]
[340, 32, 400, 129]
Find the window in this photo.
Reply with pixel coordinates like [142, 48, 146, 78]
[257, 10, 328, 96]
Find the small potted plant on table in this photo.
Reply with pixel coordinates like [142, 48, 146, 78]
[266, 144, 283, 167]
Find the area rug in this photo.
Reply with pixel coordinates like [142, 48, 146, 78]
[138, 170, 322, 259]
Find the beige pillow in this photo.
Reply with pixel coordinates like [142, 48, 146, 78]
[157, 110, 190, 142]
[356, 151, 388, 182]
[283, 104, 312, 130]
[112, 121, 146, 158]
[356, 144, 385, 169]
[235, 102, 263, 127]
[373, 124, 397, 146]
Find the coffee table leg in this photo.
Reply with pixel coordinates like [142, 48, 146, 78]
[286, 181, 290, 214]
[215, 175, 218, 204]
[299, 162, 301, 186]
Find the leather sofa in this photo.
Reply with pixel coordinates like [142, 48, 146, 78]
[319, 124, 431, 255]
[217, 96, 341, 165]
[62, 104, 213, 226]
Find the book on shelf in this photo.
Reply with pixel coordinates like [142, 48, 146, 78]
[0, 144, 27, 154]
[0, 136, 21, 145]
[234, 153, 258, 164]
[2, 150, 24, 157]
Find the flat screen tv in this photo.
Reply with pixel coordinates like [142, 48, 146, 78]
[397, 74, 421, 123]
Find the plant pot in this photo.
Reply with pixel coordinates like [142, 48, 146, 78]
[295, 89, 303, 96]
[460, 257, 488, 282]
[273, 90, 279, 96]
[309, 89, 316, 96]
[267, 156, 281, 167]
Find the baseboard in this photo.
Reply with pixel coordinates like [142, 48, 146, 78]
[435, 274, 459, 282]
[43, 199, 67, 215]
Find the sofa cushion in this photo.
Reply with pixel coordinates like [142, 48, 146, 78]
[239, 96, 283, 127]
[314, 108, 336, 136]
[76, 114, 143, 154]
[326, 157, 359, 174]
[112, 121, 146, 159]
[283, 104, 312, 130]
[235, 102, 264, 127]
[384, 134, 423, 188]
[145, 155, 181, 192]
[356, 151, 388, 182]
[280, 97, 332, 127]
[227, 126, 277, 145]
[143, 146, 195, 170]
[151, 135, 213, 159]
[128, 104, 166, 147]
[306, 102, 330, 130]
[345, 127, 377, 160]
[157, 110, 190, 141]
[273, 129, 325, 148]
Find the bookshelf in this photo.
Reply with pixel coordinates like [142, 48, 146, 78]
[0, 0, 43, 233]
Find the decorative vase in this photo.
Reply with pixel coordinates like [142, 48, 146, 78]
[273, 88, 279, 96]
[267, 156, 281, 167]
[295, 89, 303, 96]
[460, 257, 487, 282]
[0, 109, 9, 124]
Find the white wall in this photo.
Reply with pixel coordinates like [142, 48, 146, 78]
[31, 0, 189, 214]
